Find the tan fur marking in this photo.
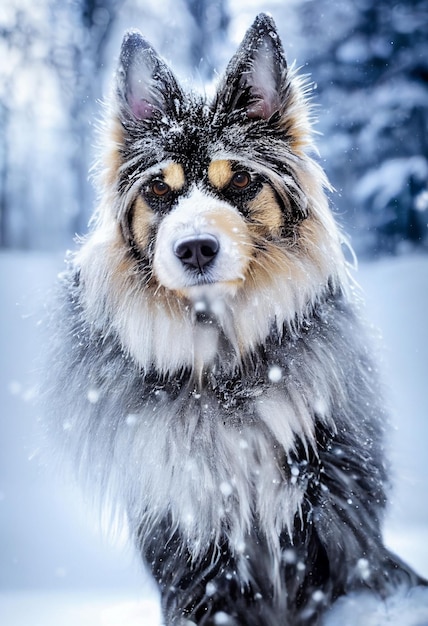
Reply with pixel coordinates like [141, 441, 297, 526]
[131, 197, 157, 250]
[280, 113, 310, 155]
[163, 163, 185, 191]
[103, 119, 125, 187]
[277, 70, 314, 156]
[248, 185, 283, 237]
[208, 160, 233, 189]
[105, 226, 185, 320]
[244, 215, 327, 294]
[109, 228, 137, 291]
[205, 209, 246, 241]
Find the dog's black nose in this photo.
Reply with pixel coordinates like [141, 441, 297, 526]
[174, 234, 219, 270]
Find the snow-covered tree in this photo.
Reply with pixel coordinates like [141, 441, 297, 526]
[297, 0, 428, 255]
[0, 0, 124, 249]
[0, 0, 231, 250]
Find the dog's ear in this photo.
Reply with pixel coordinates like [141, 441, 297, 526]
[214, 13, 286, 121]
[116, 30, 183, 120]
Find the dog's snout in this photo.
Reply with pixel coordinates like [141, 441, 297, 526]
[174, 234, 219, 270]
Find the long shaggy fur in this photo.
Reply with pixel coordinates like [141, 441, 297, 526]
[45, 13, 425, 626]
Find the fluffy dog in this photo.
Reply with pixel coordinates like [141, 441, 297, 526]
[46, 13, 425, 626]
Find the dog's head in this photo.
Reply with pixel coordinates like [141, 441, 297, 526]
[79, 14, 348, 374]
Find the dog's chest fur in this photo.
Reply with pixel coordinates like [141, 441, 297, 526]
[137, 383, 305, 561]
[55, 279, 353, 566]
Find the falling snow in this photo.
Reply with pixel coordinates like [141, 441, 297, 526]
[356, 558, 371, 581]
[87, 387, 100, 404]
[268, 365, 282, 383]
[219, 481, 233, 497]
[213, 612, 231, 625]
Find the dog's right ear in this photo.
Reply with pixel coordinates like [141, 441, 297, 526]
[116, 30, 184, 120]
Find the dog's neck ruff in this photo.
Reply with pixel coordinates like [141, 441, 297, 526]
[76, 220, 349, 380]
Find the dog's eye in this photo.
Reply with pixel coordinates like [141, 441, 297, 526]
[231, 171, 251, 190]
[150, 180, 170, 197]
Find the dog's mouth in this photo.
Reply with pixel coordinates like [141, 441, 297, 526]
[182, 267, 217, 287]
[187, 273, 218, 287]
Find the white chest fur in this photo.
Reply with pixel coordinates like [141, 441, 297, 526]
[116, 377, 307, 573]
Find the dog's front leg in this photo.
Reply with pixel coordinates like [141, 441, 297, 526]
[142, 524, 291, 626]
[141, 521, 335, 626]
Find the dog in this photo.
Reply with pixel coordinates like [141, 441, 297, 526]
[45, 13, 426, 626]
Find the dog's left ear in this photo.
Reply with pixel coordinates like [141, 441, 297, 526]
[214, 13, 286, 121]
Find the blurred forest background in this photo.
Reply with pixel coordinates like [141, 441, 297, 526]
[1, 0, 427, 257]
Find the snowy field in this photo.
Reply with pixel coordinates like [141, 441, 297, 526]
[1, 251, 428, 625]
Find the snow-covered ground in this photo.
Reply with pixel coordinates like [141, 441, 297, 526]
[1, 251, 427, 625]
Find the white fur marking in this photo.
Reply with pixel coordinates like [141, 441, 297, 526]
[153, 186, 250, 294]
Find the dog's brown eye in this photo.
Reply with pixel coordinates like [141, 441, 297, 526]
[231, 171, 251, 189]
[151, 180, 170, 197]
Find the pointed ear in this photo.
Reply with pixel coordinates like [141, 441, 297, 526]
[214, 13, 287, 121]
[116, 30, 184, 120]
